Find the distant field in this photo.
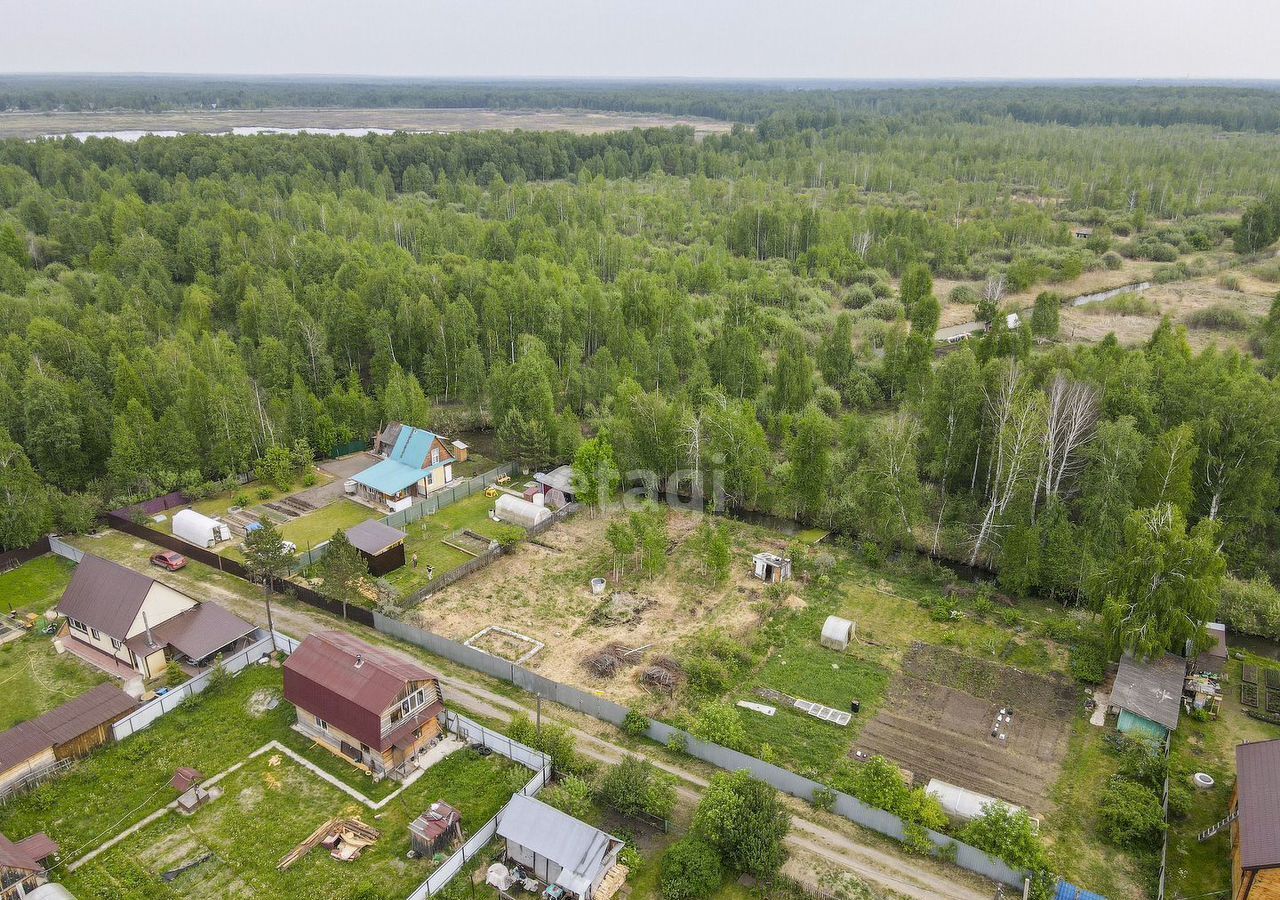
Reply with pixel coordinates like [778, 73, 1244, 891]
[0, 107, 735, 140]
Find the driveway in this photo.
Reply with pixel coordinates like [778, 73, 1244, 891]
[295, 453, 378, 508]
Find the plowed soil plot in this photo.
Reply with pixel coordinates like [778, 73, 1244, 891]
[854, 644, 1078, 813]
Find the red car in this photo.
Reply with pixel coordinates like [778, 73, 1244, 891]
[149, 550, 188, 572]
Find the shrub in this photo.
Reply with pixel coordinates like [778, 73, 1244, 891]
[1102, 250, 1123, 270]
[863, 298, 904, 321]
[1185, 303, 1252, 331]
[1069, 641, 1107, 685]
[693, 771, 790, 878]
[234, 492, 253, 509]
[540, 774, 593, 819]
[1219, 576, 1280, 640]
[666, 732, 688, 754]
[598, 756, 677, 821]
[493, 524, 525, 550]
[958, 805, 1055, 900]
[1098, 779, 1166, 848]
[301, 472, 318, 487]
[622, 707, 650, 738]
[948, 284, 978, 305]
[690, 702, 749, 751]
[660, 838, 722, 900]
[845, 283, 876, 309]
[256, 487, 274, 501]
[811, 785, 836, 812]
[1218, 273, 1244, 292]
[165, 659, 187, 688]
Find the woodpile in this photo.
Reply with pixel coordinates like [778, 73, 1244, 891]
[278, 817, 381, 870]
[583, 644, 628, 679]
[641, 656, 685, 692]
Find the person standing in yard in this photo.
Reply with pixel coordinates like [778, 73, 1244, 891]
[427, 565, 434, 581]
[412, 552, 418, 569]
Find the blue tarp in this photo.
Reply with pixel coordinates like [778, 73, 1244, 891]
[1055, 881, 1106, 900]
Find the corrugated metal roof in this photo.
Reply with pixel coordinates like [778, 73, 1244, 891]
[14, 833, 58, 865]
[534, 466, 575, 494]
[1055, 881, 1106, 900]
[56, 554, 158, 639]
[150, 602, 255, 662]
[353, 426, 451, 495]
[283, 632, 439, 751]
[25, 683, 137, 746]
[345, 519, 408, 556]
[389, 426, 437, 469]
[0, 721, 53, 773]
[352, 458, 433, 495]
[497, 794, 616, 896]
[1111, 652, 1184, 732]
[1237, 739, 1280, 869]
[410, 801, 461, 842]
[0, 831, 43, 872]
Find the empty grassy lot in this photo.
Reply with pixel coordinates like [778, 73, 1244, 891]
[63, 748, 526, 900]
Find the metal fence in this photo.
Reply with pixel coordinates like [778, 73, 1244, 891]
[1156, 733, 1173, 900]
[407, 712, 551, 900]
[375, 611, 1029, 890]
[111, 631, 300, 741]
[48, 535, 83, 563]
[385, 463, 518, 531]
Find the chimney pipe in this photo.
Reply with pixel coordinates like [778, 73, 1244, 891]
[143, 611, 155, 648]
[355, 654, 364, 669]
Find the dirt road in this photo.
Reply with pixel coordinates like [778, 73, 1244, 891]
[206, 590, 996, 900]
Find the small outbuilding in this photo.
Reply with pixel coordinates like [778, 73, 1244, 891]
[820, 616, 855, 651]
[1110, 652, 1184, 741]
[533, 465, 576, 507]
[494, 494, 551, 529]
[344, 520, 408, 576]
[495, 794, 624, 900]
[0, 829, 59, 899]
[450, 440, 469, 463]
[409, 801, 462, 857]
[752, 552, 791, 584]
[1192, 622, 1229, 676]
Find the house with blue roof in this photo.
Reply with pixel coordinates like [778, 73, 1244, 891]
[353, 423, 456, 511]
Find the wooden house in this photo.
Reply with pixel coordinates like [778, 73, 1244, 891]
[0, 830, 58, 900]
[0, 684, 137, 798]
[1109, 652, 1183, 741]
[344, 520, 408, 576]
[1231, 739, 1280, 899]
[354, 425, 457, 511]
[284, 631, 445, 779]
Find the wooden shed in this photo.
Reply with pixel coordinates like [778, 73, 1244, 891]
[344, 520, 408, 577]
[409, 801, 462, 857]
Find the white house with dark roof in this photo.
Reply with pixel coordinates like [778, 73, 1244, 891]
[56, 555, 257, 680]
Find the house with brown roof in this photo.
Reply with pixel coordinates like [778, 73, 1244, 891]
[283, 631, 445, 779]
[56, 555, 257, 680]
[0, 684, 138, 799]
[344, 519, 408, 576]
[0, 829, 59, 900]
[1231, 739, 1280, 899]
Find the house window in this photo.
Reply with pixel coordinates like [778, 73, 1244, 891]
[90, 627, 101, 640]
[68, 618, 87, 633]
[401, 688, 429, 717]
[316, 716, 328, 731]
[431, 448, 441, 464]
[111, 638, 123, 650]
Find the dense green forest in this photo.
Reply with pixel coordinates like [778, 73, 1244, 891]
[6, 76, 1280, 131]
[2, 84, 1280, 656]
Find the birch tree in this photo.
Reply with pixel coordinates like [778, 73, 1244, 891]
[1031, 373, 1099, 517]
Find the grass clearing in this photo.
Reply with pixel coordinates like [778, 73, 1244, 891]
[0, 554, 75, 616]
[0, 630, 110, 730]
[386, 490, 523, 593]
[63, 747, 526, 900]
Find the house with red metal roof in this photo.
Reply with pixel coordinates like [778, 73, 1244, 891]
[56, 555, 257, 681]
[1231, 739, 1280, 899]
[283, 631, 445, 779]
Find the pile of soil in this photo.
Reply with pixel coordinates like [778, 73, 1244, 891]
[591, 592, 654, 626]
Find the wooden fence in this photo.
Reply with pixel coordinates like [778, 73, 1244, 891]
[0, 535, 51, 574]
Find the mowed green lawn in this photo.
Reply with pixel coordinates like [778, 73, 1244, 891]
[384, 490, 524, 593]
[0, 554, 75, 616]
[63, 748, 526, 900]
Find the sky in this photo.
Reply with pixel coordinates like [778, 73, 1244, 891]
[2, 0, 1278, 81]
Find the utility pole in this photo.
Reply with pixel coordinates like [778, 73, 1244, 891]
[535, 694, 542, 742]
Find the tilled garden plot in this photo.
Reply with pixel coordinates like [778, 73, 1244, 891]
[854, 644, 1078, 813]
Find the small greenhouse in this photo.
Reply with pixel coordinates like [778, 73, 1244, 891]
[494, 493, 551, 528]
[820, 615, 855, 651]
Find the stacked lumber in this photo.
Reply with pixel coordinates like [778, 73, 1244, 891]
[278, 817, 381, 870]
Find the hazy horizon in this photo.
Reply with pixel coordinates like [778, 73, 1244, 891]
[3, 0, 1278, 81]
